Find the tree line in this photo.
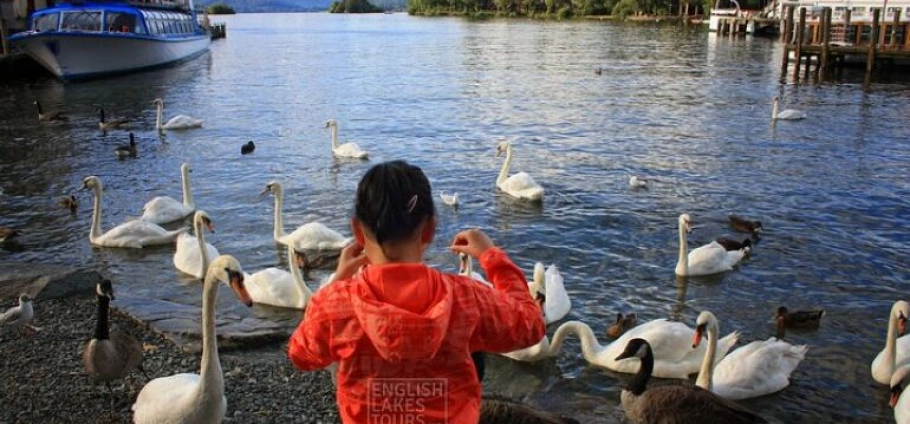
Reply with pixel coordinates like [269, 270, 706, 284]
[408, 0, 769, 19]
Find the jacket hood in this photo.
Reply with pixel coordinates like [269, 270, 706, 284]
[351, 264, 453, 362]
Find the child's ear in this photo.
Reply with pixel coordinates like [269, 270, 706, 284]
[351, 218, 366, 245]
[420, 216, 436, 245]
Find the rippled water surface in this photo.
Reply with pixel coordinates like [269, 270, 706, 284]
[3, 13, 910, 423]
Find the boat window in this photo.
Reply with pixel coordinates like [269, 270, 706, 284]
[61, 11, 102, 31]
[105, 12, 137, 33]
[33, 13, 60, 32]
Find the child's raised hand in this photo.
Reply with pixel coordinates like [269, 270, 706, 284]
[450, 228, 495, 259]
[333, 241, 369, 281]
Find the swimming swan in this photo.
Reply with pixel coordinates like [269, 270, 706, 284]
[873, 301, 910, 385]
[261, 181, 351, 251]
[693, 311, 808, 400]
[132, 255, 252, 424]
[771, 96, 806, 121]
[890, 365, 910, 423]
[140, 163, 195, 225]
[495, 140, 544, 201]
[529, 262, 570, 325]
[174, 211, 220, 279]
[325, 119, 368, 159]
[82, 176, 184, 248]
[153, 98, 203, 132]
[245, 246, 314, 309]
[675, 214, 747, 277]
[548, 319, 738, 379]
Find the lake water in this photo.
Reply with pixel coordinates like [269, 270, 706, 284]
[2, 12, 910, 423]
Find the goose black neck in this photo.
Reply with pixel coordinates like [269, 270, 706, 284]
[93, 295, 110, 340]
[627, 348, 653, 396]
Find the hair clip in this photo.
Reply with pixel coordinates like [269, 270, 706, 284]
[407, 195, 418, 213]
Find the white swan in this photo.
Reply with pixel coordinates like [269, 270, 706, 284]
[772, 96, 806, 121]
[458, 253, 491, 287]
[439, 191, 459, 208]
[132, 255, 252, 424]
[245, 246, 314, 309]
[890, 366, 910, 423]
[548, 319, 738, 379]
[495, 141, 544, 201]
[629, 175, 647, 189]
[82, 176, 184, 249]
[873, 301, 910, 385]
[174, 211, 220, 279]
[675, 213, 747, 277]
[693, 311, 808, 400]
[262, 181, 351, 251]
[153, 98, 203, 132]
[141, 163, 195, 225]
[501, 335, 552, 362]
[325, 119, 368, 159]
[528, 262, 571, 325]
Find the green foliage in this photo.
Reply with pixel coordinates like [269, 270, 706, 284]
[330, 0, 383, 12]
[206, 3, 236, 14]
[611, 0, 637, 18]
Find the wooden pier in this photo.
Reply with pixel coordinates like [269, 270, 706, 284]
[209, 22, 226, 40]
[779, 6, 910, 83]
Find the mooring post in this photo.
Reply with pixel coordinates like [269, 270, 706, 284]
[843, 9, 852, 44]
[0, 13, 9, 57]
[794, 7, 806, 80]
[865, 9, 880, 84]
[781, 6, 794, 43]
[820, 7, 832, 76]
[890, 10, 900, 48]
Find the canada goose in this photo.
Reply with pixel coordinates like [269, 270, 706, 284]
[82, 176, 185, 248]
[83, 280, 147, 411]
[607, 313, 638, 339]
[714, 237, 751, 252]
[616, 338, 767, 424]
[771, 96, 806, 121]
[676, 214, 747, 276]
[729, 214, 763, 236]
[479, 395, 580, 424]
[872, 301, 910, 385]
[139, 163, 194, 224]
[97, 107, 131, 130]
[776, 306, 825, 336]
[115, 133, 138, 158]
[890, 365, 910, 423]
[59, 195, 78, 213]
[34, 100, 67, 122]
[240, 141, 255, 155]
[495, 140, 544, 201]
[325, 119, 369, 159]
[0, 227, 21, 242]
[0, 294, 36, 335]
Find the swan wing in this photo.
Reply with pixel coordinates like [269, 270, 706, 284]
[776, 109, 806, 120]
[687, 242, 739, 276]
[173, 234, 220, 278]
[872, 334, 910, 384]
[502, 336, 551, 362]
[543, 265, 571, 324]
[141, 196, 193, 224]
[499, 172, 544, 200]
[132, 373, 200, 423]
[96, 220, 184, 248]
[163, 115, 203, 130]
[281, 222, 351, 251]
[334, 142, 368, 158]
[712, 338, 808, 400]
[245, 269, 302, 308]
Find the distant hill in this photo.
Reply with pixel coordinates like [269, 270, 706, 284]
[194, 0, 406, 12]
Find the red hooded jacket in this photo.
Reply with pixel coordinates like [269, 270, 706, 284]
[288, 247, 546, 423]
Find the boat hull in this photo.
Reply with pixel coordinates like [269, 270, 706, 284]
[10, 32, 210, 81]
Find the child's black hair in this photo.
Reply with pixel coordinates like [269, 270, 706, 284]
[355, 160, 435, 246]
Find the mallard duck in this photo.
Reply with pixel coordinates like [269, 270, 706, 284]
[607, 313, 638, 339]
[59, 195, 78, 213]
[775, 306, 824, 337]
[715, 237, 751, 252]
[729, 214, 763, 235]
[0, 227, 20, 242]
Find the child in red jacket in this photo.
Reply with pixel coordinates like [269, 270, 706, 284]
[288, 160, 546, 424]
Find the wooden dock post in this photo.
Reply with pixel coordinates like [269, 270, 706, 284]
[794, 7, 806, 80]
[0, 13, 9, 58]
[890, 10, 901, 48]
[820, 7, 832, 76]
[781, 5, 794, 43]
[843, 10, 851, 43]
[866, 9, 880, 84]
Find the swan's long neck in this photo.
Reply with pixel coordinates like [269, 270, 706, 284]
[772, 99, 780, 120]
[194, 216, 210, 278]
[695, 320, 719, 390]
[548, 321, 603, 362]
[289, 249, 313, 305]
[497, 145, 513, 186]
[89, 184, 103, 242]
[330, 124, 339, 150]
[197, 271, 223, 400]
[628, 346, 654, 396]
[181, 166, 194, 208]
[92, 295, 110, 340]
[886, 311, 900, 375]
[155, 102, 164, 132]
[677, 221, 689, 275]
[273, 187, 285, 241]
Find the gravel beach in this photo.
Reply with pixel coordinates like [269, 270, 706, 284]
[0, 292, 340, 424]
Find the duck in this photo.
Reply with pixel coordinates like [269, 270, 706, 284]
[872, 301, 910, 385]
[97, 107, 131, 130]
[629, 175, 647, 189]
[594, 67, 602, 76]
[729, 214, 763, 236]
[245, 245, 315, 309]
[82, 176, 185, 248]
[325, 119, 368, 159]
[890, 365, 910, 424]
[775, 306, 825, 336]
[607, 313, 638, 339]
[83, 279, 147, 411]
[152, 98, 203, 133]
[115, 132, 138, 158]
[0, 227, 21, 242]
[240, 141, 255, 155]
[34, 100, 67, 122]
[479, 395, 580, 424]
[714, 237, 752, 252]
[693, 310, 808, 400]
[173, 211, 220, 279]
[132, 255, 252, 424]
[771, 96, 806, 121]
[0, 294, 36, 336]
[458, 252, 491, 287]
[529, 262, 570, 325]
[675, 214, 747, 277]
[615, 338, 767, 424]
[140, 163, 195, 225]
[261, 180, 351, 251]
[548, 319, 738, 379]
[439, 191, 459, 208]
[495, 140, 544, 201]
[59, 194, 78, 213]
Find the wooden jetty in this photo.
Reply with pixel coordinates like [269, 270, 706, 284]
[209, 22, 226, 40]
[779, 6, 910, 82]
